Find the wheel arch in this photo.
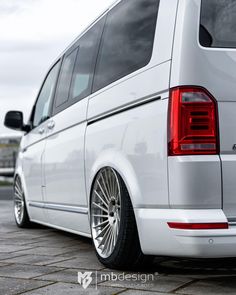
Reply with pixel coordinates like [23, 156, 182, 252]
[87, 150, 142, 219]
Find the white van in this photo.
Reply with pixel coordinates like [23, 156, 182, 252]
[4, 0, 236, 269]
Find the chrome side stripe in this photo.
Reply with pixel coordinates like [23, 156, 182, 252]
[28, 201, 88, 215]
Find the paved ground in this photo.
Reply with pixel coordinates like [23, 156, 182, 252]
[0, 187, 13, 200]
[0, 188, 236, 294]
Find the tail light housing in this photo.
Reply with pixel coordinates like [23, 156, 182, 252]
[168, 87, 219, 156]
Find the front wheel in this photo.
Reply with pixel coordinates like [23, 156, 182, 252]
[14, 177, 32, 228]
[90, 167, 153, 270]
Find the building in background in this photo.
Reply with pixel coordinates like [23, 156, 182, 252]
[0, 134, 21, 177]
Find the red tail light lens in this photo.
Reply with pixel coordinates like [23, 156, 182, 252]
[168, 222, 228, 230]
[168, 87, 219, 156]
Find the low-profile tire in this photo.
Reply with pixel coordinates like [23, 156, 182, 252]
[90, 167, 154, 270]
[13, 176, 32, 228]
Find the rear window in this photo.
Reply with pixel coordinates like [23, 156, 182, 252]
[93, 0, 159, 92]
[200, 0, 236, 48]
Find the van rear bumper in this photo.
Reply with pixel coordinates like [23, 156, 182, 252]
[135, 208, 236, 258]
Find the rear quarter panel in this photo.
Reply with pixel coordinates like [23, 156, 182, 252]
[85, 96, 169, 209]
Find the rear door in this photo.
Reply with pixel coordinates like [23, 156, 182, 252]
[43, 19, 104, 234]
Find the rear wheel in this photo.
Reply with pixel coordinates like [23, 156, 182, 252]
[14, 177, 31, 228]
[90, 167, 153, 270]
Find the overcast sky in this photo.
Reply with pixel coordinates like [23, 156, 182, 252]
[0, 0, 114, 135]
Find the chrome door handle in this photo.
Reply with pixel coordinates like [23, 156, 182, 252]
[47, 121, 55, 130]
[38, 128, 45, 135]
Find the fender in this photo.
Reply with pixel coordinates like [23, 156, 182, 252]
[86, 149, 142, 212]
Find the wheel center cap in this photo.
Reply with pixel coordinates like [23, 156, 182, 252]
[108, 197, 117, 225]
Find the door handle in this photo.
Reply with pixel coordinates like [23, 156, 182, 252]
[47, 121, 55, 130]
[38, 128, 45, 135]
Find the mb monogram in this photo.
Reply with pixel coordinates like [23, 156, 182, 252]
[77, 272, 93, 289]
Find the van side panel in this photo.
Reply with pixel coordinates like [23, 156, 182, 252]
[85, 63, 170, 209]
[86, 96, 169, 209]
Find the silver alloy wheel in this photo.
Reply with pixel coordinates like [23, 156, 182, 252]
[91, 167, 121, 259]
[14, 178, 25, 225]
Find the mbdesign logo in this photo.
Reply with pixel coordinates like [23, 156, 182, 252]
[78, 271, 93, 289]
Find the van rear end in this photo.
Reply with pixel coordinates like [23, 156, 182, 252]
[139, 0, 236, 258]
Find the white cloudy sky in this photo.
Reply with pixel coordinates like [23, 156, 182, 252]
[0, 0, 114, 134]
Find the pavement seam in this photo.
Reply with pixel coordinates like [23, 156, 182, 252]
[1, 246, 42, 255]
[172, 278, 200, 294]
[113, 289, 129, 295]
[0, 262, 12, 267]
[25, 267, 68, 280]
[15, 281, 57, 295]
[0, 255, 79, 267]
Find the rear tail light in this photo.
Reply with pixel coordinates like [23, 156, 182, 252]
[168, 222, 228, 230]
[168, 87, 219, 156]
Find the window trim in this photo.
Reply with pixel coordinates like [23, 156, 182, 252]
[52, 47, 79, 115]
[29, 59, 62, 131]
[68, 46, 94, 106]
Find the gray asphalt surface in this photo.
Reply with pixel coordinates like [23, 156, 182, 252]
[1, 188, 236, 294]
[0, 186, 13, 200]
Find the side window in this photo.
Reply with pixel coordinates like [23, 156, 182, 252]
[200, 0, 236, 48]
[69, 20, 104, 102]
[93, 0, 160, 92]
[33, 61, 60, 128]
[54, 48, 78, 109]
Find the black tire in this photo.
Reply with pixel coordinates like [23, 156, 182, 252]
[14, 177, 32, 228]
[91, 169, 154, 270]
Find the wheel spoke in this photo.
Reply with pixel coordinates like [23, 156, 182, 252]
[94, 190, 109, 208]
[14, 178, 25, 225]
[15, 186, 22, 198]
[102, 228, 112, 254]
[117, 213, 120, 223]
[105, 169, 112, 197]
[107, 230, 113, 256]
[98, 226, 111, 249]
[110, 227, 115, 251]
[14, 193, 22, 201]
[15, 180, 21, 191]
[92, 202, 108, 214]
[14, 199, 22, 204]
[93, 219, 109, 229]
[93, 214, 109, 218]
[95, 223, 110, 240]
[111, 172, 116, 197]
[109, 170, 114, 198]
[101, 173, 111, 202]
[96, 180, 110, 204]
